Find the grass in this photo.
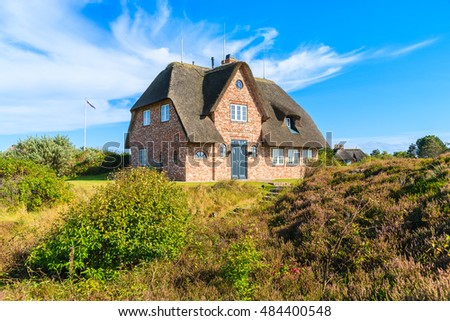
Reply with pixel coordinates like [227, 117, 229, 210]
[2, 157, 450, 300]
[68, 173, 110, 181]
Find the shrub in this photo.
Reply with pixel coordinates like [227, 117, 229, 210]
[7, 136, 120, 177]
[9, 135, 77, 176]
[80, 151, 130, 176]
[0, 157, 72, 211]
[270, 155, 450, 299]
[222, 236, 263, 300]
[26, 167, 191, 279]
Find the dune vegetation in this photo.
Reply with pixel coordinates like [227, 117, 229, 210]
[1, 155, 449, 300]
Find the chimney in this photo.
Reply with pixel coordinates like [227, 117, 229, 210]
[334, 144, 344, 151]
[221, 53, 237, 65]
[211, 57, 215, 68]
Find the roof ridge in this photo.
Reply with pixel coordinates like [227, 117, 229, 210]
[205, 61, 242, 74]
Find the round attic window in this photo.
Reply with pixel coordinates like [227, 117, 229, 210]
[236, 79, 244, 90]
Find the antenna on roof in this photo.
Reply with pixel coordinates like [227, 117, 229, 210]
[181, 23, 184, 63]
[263, 43, 266, 79]
[181, 37, 184, 63]
[223, 23, 226, 61]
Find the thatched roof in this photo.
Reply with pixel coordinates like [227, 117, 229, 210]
[128, 61, 324, 147]
[335, 148, 367, 163]
[256, 78, 324, 147]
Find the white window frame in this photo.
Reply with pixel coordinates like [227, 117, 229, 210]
[302, 149, 313, 164]
[287, 149, 299, 165]
[230, 104, 247, 122]
[195, 150, 207, 159]
[272, 148, 284, 166]
[161, 104, 170, 122]
[138, 148, 147, 166]
[143, 110, 151, 126]
[219, 144, 227, 157]
[251, 145, 257, 158]
[286, 116, 299, 134]
[285, 117, 291, 128]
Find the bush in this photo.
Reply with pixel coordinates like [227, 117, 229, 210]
[270, 155, 450, 299]
[26, 167, 191, 279]
[0, 157, 72, 211]
[7, 136, 121, 177]
[80, 151, 130, 176]
[9, 135, 77, 176]
[222, 236, 263, 300]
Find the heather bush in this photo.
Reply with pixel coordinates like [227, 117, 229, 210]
[26, 167, 191, 279]
[271, 154, 450, 299]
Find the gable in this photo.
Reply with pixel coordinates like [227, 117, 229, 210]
[202, 62, 269, 120]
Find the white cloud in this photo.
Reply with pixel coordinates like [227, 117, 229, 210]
[336, 132, 450, 154]
[377, 38, 439, 58]
[0, 0, 438, 136]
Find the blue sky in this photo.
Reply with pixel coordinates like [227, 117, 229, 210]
[1, 0, 449, 153]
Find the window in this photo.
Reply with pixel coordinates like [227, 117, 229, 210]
[173, 150, 178, 165]
[138, 148, 147, 166]
[161, 104, 170, 122]
[251, 145, 257, 158]
[195, 151, 207, 159]
[230, 104, 247, 122]
[288, 149, 299, 165]
[219, 144, 227, 157]
[285, 117, 291, 128]
[272, 148, 284, 165]
[302, 149, 313, 163]
[286, 116, 299, 134]
[143, 110, 151, 126]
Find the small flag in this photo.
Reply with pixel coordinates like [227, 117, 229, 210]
[86, 100, 96, 109]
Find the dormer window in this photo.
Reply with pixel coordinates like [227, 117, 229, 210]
[285, 116, 299, 134]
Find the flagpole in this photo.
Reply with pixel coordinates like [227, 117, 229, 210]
[83, 97, 87, 151]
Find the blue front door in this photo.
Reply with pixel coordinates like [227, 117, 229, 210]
[231, 140, 247, 179]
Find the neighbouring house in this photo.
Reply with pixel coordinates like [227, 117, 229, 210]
[126, 55, 325, 181]
[334, 144, 367, 165]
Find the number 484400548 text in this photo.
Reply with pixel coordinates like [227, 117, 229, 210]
[259, 305, 331, 317]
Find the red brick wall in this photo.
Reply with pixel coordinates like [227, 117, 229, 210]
[203, 66, 316, 181]
[211, 68, 262, 180]
[128, 98, 188, 181]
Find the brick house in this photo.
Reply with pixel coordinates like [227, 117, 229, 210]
[126, 56, 324, 181]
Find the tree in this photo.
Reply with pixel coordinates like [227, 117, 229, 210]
[370, 149, 391, 159]
[312, 148, 341, 167]
[9, 135, 105, 177]
[393, 151, 410, 158]
[10, 135, 76, 176]
[407, 143, 418, 158]
[416, 135, 447, 158]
